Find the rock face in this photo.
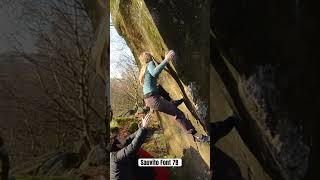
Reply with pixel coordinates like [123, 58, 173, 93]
[211, 1, 318, 180]
[82, 0, 109, 80]
[111, 0, 210, 179]
[81, 0, 109, 152]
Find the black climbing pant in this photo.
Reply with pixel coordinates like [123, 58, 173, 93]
[145, 94, 196, 134]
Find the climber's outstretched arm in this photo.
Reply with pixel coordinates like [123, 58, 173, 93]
[147, 50, 175, 77]
[113, 127, 148, 162]
[147, 60, 168, 77]
[113, 113, 152, 162]
[122, 130, 139, 146]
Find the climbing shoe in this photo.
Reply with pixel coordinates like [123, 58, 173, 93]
[193, 134, 210, 143]
[172, 98, 184, 107]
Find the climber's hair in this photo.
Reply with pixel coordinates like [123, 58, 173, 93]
[138, 52, 153, 86]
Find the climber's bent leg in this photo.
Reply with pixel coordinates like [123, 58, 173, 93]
[158, 85, 184, 107]
[158, 85, 171, 102]
[144, 95, 196, 134]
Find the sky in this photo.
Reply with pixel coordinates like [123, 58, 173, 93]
[110, 16, 134, 79]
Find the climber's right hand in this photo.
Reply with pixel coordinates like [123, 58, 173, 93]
[165, 50, 175, 61]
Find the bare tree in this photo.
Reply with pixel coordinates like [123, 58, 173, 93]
[7, 0, 105, 150]
[110, 52, 144, 116]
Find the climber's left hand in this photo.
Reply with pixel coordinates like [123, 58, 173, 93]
[165, 50, 175, 61]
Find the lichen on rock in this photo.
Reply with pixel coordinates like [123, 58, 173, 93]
[186, 82, 208, 122]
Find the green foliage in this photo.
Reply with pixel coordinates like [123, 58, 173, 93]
[110, 120, 120, 129]
[129, 122, 139, 133]
[113, 116, 136, 127]
[113, 116, 135, 122]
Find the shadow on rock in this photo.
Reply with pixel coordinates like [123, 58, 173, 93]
[211, 146, 245, 180]
[172, 147, 210, 180]
[210, 119, 245, 180]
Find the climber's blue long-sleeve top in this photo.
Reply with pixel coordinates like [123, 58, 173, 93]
[143, 59, 169, 95]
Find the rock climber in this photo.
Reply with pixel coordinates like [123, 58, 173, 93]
[138, 50, 210, 142]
